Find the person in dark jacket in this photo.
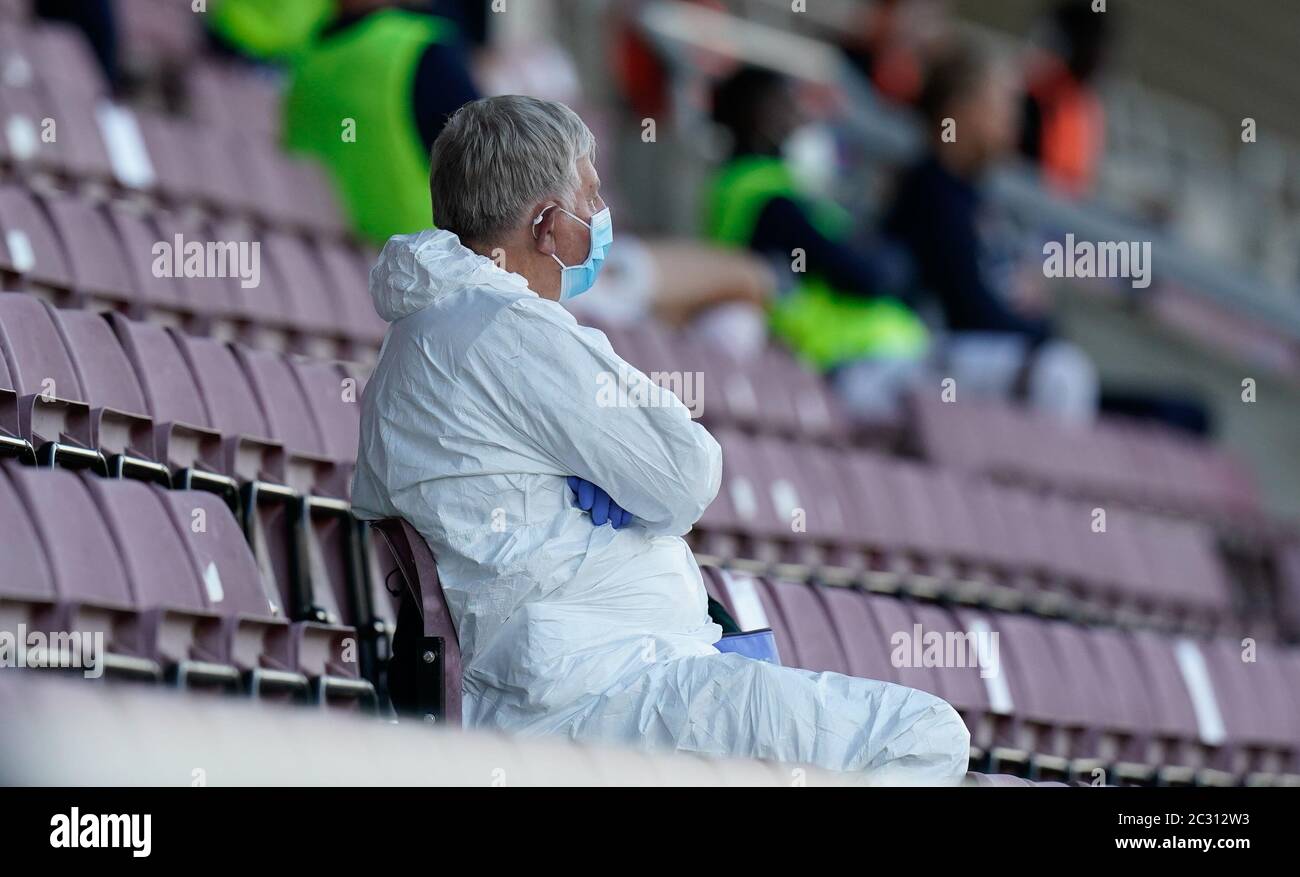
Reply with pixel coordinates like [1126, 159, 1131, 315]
[884, 40, 1099, 422]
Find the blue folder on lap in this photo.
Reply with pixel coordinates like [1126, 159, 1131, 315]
[715, 629, 781, 665]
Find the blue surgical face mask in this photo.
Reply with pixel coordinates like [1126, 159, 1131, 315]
[534, 205, 613, 300]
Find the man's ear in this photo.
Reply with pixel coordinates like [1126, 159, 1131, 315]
[530, 204, 559, 256]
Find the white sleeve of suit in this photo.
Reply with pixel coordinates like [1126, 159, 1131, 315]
[469, 300, 722, 537]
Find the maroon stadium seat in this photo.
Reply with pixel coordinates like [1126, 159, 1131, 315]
[373, 517, 463, 725]
[0, 183, 75, 302]
[101, 202, 193, 324]
[160, 487, 371, 704]
[41, 192, 139, 311]
[0, 293, 98, 464]
[763, 579, 849, 674]
[80, 474, 238, 687]
[818, 587, 900, 684]
[0, 461, 57, 635]
[47, 305, 159, 471]
[2, 462, 158, 678]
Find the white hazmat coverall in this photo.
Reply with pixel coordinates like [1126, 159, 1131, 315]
[351, 229, 970, 784]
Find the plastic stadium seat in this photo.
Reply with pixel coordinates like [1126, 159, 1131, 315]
[0, 183, 75, 300]
[79, 474, 239, 688]
[109, 313, 226, 481]
[763, 579, 849, 674]
[0, 334, 29, 460]
[313, 239, 387, 349]
[1275, 541, 1300, 644]
[372, 517, 463, 725]
[749, 434, 823, 566]
[795, 444, 870, 576]
[31, 22, 109, 103]
[1140, 516, 1233, 626]
[47, 306, 160, 472]
[981, 612, 1080, 775]
[1125, 629, 1222, 783]
[1039, 620, 1129, 776]
[840, 590, 917, 686]
[46, 92, 115, 183]
[1085, 626, 1162, 780]
[1, 462, 158, 678]
[818, 587, 901, 684]
[207, 217, 295, 347]
[138, 114, 253, 215]
[133, 110, 198, 203]
[713, 429, 811, 567]
[908, 602, 995, 763]
[925, 468, 997, 591]
[41, 192, 138, 310]
[889, 460, 961, 586]
[0, 462, 57, 635]
[0, 85, 66, 175]
[1199, 637, 1295, 781]
[0, 86, 112, 184]
[286, 358, 360, 462]
[259, 230, 344, 350]
[279, 155, 349, 238]
[159, 487, 371, 704]
[0, 294, 98, 463]
[148, 210, 252, 334]
[118, 0, 203, 71]
[101, 202, 193, 325]
[187, 62, 281, 140]
[227, 133, 348, 237]
[0, 22, 41, 93]
[232, 344, 344, 493]
[167, 330, 283, 484]
[225, 344, 360, 635]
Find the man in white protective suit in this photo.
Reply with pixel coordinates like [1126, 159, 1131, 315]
[351, 94, 970, 784]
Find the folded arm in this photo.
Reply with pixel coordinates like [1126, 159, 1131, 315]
[471, 302, 722, 536]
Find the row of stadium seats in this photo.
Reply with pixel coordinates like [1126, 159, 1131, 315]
[595, 316, 1262, 532]
[0, 88, 347, 235]
[0, 18, 104, 102]
[911, 393, 1262, 523]
[696, 426, 1235, 629]
[603, 320, 853, 445]
[0, 292, 400, 659]
[0, 186, 383, 355]
[0, 460, 373, 704]
[5, 443, 1293, 785]
[702, 567, 1300, 785]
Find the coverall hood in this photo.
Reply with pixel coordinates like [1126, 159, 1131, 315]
[369, 228, 531, 322]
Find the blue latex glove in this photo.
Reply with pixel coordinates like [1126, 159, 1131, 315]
[567, 476, 632, 529]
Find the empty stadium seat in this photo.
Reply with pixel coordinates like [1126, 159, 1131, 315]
[1, 462, 157, 678]
[0, 183, 74, 301]
[0, 293, 101, 468]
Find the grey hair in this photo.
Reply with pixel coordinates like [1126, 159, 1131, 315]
[430, 95, 596, 245]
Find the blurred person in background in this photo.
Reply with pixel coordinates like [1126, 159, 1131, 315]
[883, 40, 1100, 423]
[704, 66, 931, 422]
[354, 95, 969, 783]
[208, 0, 487, 62]
[282, 0, 480, 243]
[841, 0, 950, 107]
[1019, 0, 1114, 197]
[207, 0, 335, 61]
